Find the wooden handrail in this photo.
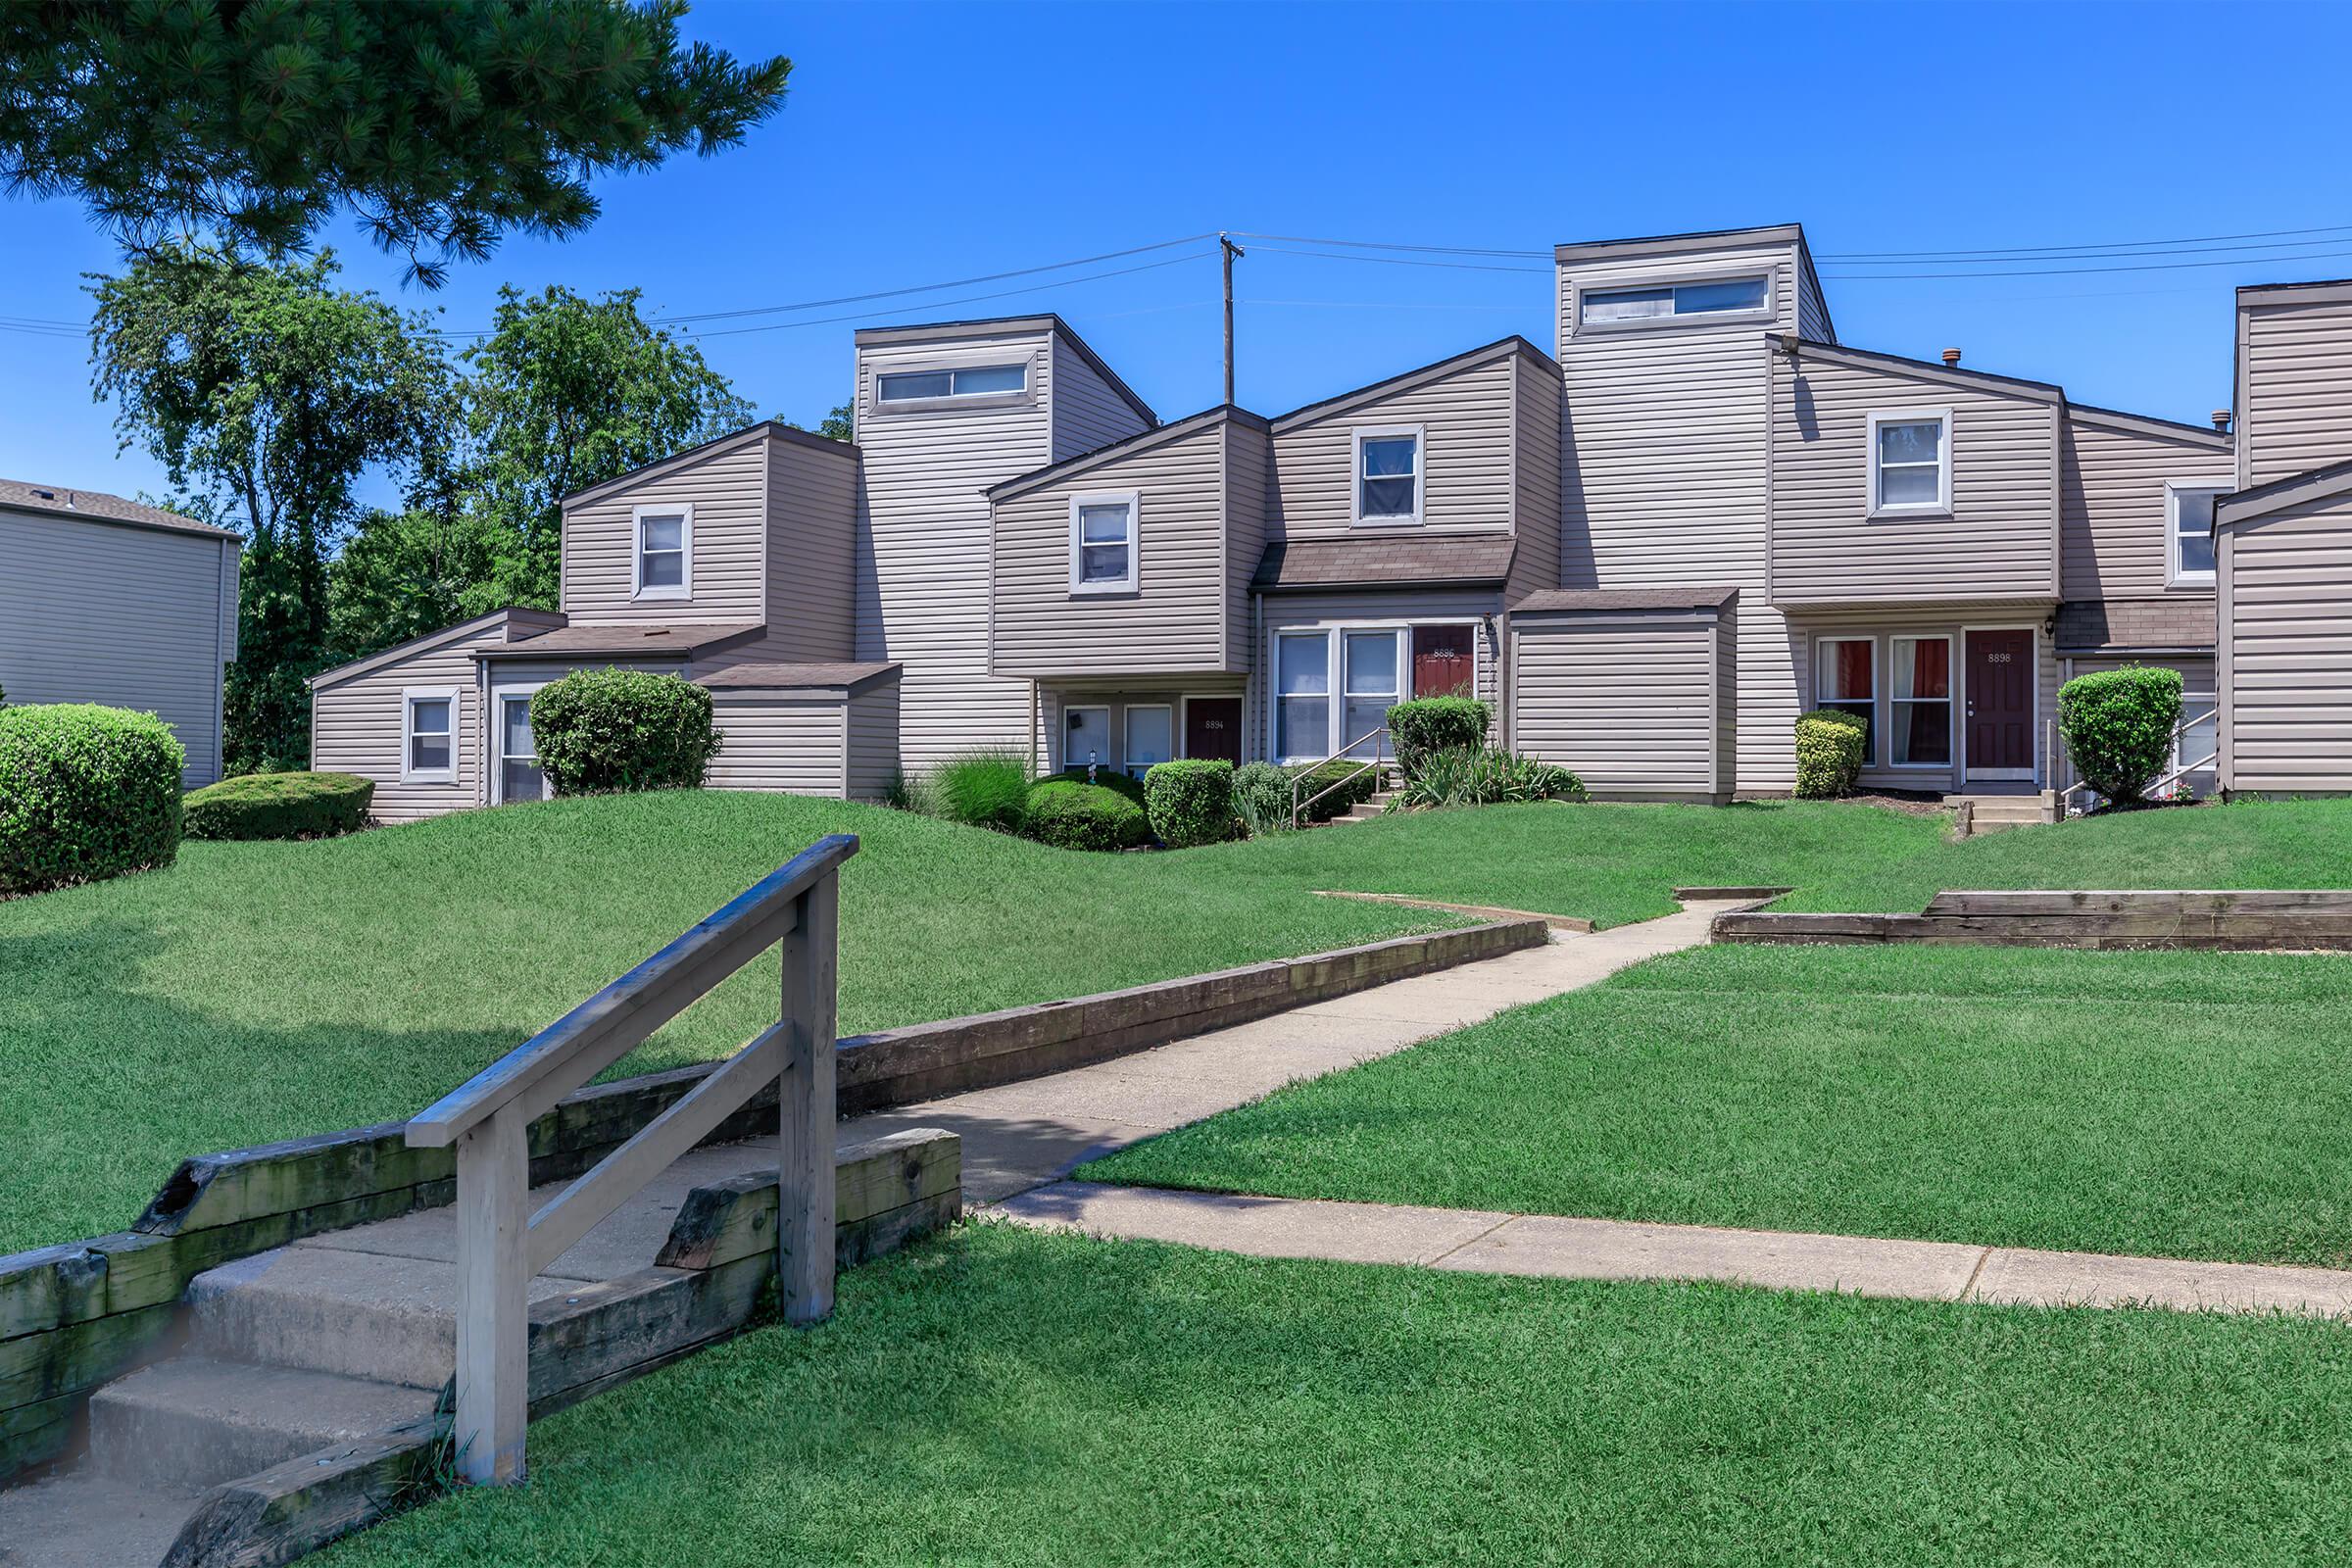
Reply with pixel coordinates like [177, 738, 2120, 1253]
[1289, 727, 1390, 829]
[408, 835, 858, 1149]
[407, 832, 856, 1488]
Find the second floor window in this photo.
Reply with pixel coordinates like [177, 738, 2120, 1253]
[876, 364, 1027, 403]
[1869, 410, 1951, 515]
[1580, 274, 1768, 325]
[634, 507, 690, 600]
[1354, 427, 1422, 524]
[2169, 482, 2226, 586]
[1069, 492, 1138, 594]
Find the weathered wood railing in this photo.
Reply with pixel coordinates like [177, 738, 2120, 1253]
[404, 833, 857, 1485]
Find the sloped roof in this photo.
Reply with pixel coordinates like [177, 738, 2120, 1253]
[696, 662, 900, 693]
[472, 621, 764, 659]
[0, 478, 236, 539]
[1512, 587, 1739, 614]
[2216, 458, 2352, 529]
[1253, 534, 1515, 592]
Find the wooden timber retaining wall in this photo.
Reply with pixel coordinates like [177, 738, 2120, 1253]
[1714, 890, 2352, 951]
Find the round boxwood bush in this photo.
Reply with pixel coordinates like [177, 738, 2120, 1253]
[183, 770, 374, 841]
[1144, 759, 1236, 848]
[529, 668, 723, 797]
[1793, 709, 1868, 798]
[2060, 665, 2184, 806]
[1388, 697, 1491, 776]
[1023, 775, 1151, 852]
[0, 703, 185, 893]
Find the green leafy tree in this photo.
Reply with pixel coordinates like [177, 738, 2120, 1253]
[327, 506, 502, 662]
[460, 283, 755, 609]
[0, 1, 789, 286]
[90, 244, 450, 770]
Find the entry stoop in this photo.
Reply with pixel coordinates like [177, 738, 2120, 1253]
[86, 1358, 434, 1490]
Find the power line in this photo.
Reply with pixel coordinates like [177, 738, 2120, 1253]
[1821, 246, 2352, 280]
[679, 249, 1219, 339]
[1819, 222, 2352, 260]
[1244, 244, 1547, 275]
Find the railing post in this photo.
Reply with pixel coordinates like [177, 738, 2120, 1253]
[452, 1105, 530, 1485]
[777, 871, 840, 1325]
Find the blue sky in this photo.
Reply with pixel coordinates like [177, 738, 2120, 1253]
[5, 0, 2350, 513]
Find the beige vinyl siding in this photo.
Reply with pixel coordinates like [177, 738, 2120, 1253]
[2220, 492, 2352, 794]
[1271, 354, 1517, 536]
[761, 432, 858, 660]
[562, 436, 767, 623]
[992, 419, 1229, 678]
[1507, 355, 1563, 601]
[1511, 609, 1730, 800]
[1558, 239, 1798, 791]
[2061, 417, 2233, 600]
[846, 678, 902, 800]
[0, 510, 235, 787]
[1052, 336, 1151, 463]
[1768, 352, 2059, 605]
[311, 640, 484, 822]
[1797, 268, 1836, 344]
[857, 330, 1054, 771]
[2239, 294, 2352, 488]
[1790, 606, 2059, 791]
[707, 692, 849, 797]
[1224, 421, 1270, 673]
[1255, 589, 1502, 760]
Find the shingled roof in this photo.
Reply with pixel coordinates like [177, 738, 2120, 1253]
[1253, 534, 1516, 592]
[0, 478, 235, 540]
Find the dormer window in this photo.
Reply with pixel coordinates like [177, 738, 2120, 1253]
[2168, 481, 2227, 586]
[1069, 491, 1138, 594]
[1353, 426, 1423, 525]
[1868, 410, 1952, 516]
[1581, 274, 1769, 325]
[633, 506, 691, 600]
[875, 363, 1028, 404]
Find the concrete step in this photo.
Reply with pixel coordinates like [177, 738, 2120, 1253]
[0, 1469, 203, 1568]
[86, 1355, 435, 1490]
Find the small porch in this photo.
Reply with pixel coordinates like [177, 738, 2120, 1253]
[1792, 605, 2060, 794]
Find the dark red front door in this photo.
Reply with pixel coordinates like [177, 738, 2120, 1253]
[1411, 625, 1474, 699]
[1185, 698, 1243, 763]
[1964, 629, 2034, 776]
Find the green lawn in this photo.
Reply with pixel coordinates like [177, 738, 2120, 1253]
[1086, 942, 2352, 1266]
[325, 1223, 2352, 1568]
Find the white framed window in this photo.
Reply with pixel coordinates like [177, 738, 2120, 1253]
[1887, 636, 1952, 768]
[1123, 704, 1173, 777]
[1868, 410, 1952, 516]
[1068, 491, 1139, 594]
[1270, 620, 1475, 764]
[1274, 631, 1331, 764]
[633, 505, 691, 601]
[1352, 426, 1424, 525]
[1341, 628, 1402, 759]
[492, 685, 550, 805]
[402, 687, 459, 785]
[1580, 273, 1770, 326]
[1815, 637, 1877, 762]
[875, 363, 1029, 405]
[1062, 705, 1113, 772]
[2167, 481, 2227, 586]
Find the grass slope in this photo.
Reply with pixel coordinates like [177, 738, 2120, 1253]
[1086, 942, 2352, 1266]
[327, 1224, 2352, 1568]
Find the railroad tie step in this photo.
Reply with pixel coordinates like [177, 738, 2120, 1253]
[85, 1355, 435, 1491]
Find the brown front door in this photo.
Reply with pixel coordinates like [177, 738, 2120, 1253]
[1964, 629, 2034, 777]
[1184, 698, 1243, 763]
[1411, 624, 1475, 699]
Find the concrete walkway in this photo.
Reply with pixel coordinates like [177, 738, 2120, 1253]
[847, 898, 1748, 1201]
[993, 1183, 2352, 1319]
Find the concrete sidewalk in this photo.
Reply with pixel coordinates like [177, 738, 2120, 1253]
[992, 1182, 2352, 1320]
[846, 898, 1748, 1202]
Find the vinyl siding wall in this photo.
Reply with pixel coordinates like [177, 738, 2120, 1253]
[707, 692, 849, 797]
[1053, 337, 1152, 463]
[563, 437, 767, 623]
[1788, 606, 2059, 792]
[760, 432, 859, 660]
[1507, 356, 1564, 602]
[2239, 295, 2352, 488]
[846, 679, 902, 800]
[1510, 608, 1730, 800]
[991, 419, 1230, 678]
[1768, 353, 2060, 605]
[0, 511, 236, 787]
[2060, 417, 2233, 600]
[1270, 354, 1518, 537]
[1558, 240, 1796, 791]
[2220, 493, 2352, 794]
[1224, 422, 1271, 672]
[856, 330, 1055, 770]
[311, 640, 486, 822]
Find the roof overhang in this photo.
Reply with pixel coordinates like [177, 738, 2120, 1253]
[310, 607, 565, 690]
[471, 621, 765, 660]
[2217, 459, 2352, 528]
[2237, 278, 2352, 310]
[990, 406, 1262, 503]
[1511, 587, 1738, 616]
[1766, 334, 2065, 404]
[561, 422, 856, 511]
[2065, 402, 2232, 449]
[1268, 336, 1556, 435]
[1552, 222, 1806, 265]
[697, 661, 902, 698]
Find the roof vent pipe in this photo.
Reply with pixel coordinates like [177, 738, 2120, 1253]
[2212, 409, 2233, 432]
[1941, 347, 1963, 367]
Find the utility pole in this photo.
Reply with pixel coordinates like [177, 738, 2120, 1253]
[1220, 232, 1246, 406]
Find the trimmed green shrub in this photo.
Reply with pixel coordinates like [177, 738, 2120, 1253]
[1287, 758, 1381, 823]
[530, 668, 722, 796]
[1793, 709, 1868, 799]
[1388, 697, 1492, 776]
[925, 748, 1033, 833]
[1049, 765, 1147, 808]
[184, 770, 373, 841]
[1145, 759, 1236, 848]
[2060, 665, 2185, 806]
[1232, 760, 1295, 837]
[1389, 747, 1586, 811]
[0, 704, 184, 893]
[1023, 776, 1152, 852]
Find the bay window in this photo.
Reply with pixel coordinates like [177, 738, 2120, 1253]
[1888, 636, 1951, 767]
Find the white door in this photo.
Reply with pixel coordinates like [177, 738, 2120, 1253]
[493, 687, 550, 804]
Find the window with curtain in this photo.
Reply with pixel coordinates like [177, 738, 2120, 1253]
[1816, 638, 1876, 760]
[1888, 636, 1951, 767]
[1276, 632, 1330, 762]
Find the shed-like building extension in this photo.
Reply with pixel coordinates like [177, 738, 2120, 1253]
[1507, 587, 1738, 804]
[2216, 460, 2352, 796]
